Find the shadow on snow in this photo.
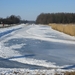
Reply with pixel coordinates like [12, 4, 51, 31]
[0, 27, 22, 38]
[0, 57, 45, 69]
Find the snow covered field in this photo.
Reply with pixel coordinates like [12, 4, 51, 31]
[0, 24, 75, 74]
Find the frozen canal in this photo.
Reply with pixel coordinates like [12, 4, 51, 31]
[0, 24, 75, 69]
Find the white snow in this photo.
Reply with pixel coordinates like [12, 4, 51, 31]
[25, 25, 75, 44]
[0, 24, 75, 74]
[0, 43, 25, 58]
[0, 68, 64, 75]
[10, 57, 57, 68]
[0, 68, 75, 75]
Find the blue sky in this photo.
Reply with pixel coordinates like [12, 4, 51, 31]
[0, 0, 75, 20]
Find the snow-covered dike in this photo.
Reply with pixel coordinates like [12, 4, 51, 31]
[0, 68, 65, 75]
[0, 24, 75, 74]
[0, 68, 75, 75]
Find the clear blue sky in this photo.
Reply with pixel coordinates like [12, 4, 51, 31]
[0, 0, 75, 21]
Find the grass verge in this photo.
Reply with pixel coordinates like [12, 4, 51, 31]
[49, 23, 75, 36]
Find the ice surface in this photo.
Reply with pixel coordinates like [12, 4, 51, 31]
[0, 24, 75, 74]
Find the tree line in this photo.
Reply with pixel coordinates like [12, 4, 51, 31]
[36, 13, 75, 24]
[0, 15, 21, 24]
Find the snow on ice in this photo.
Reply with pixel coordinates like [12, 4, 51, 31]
[0, 24, 75, 74]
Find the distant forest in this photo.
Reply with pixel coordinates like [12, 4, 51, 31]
[36, 13, 75, 24]
[0, 15, 35, 24]
[0, 15, 21, 24]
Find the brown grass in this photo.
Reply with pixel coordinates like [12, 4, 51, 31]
[55, 71, 75, 75]
[64, 71, 75, 75]
[49, 23, 75, 36]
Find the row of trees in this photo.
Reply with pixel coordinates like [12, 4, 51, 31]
[36, 13, 75, 24]
[0, 15, 21, 24]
